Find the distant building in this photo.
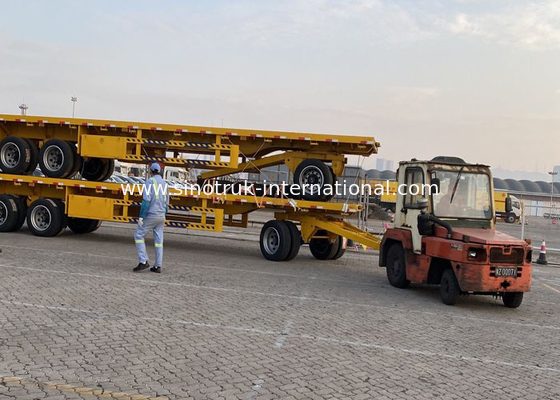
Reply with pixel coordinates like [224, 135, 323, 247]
[375, 158, 395, 171]
[553, 165, 560, 183]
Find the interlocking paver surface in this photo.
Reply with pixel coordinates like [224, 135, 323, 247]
[0, 221, 559, 399]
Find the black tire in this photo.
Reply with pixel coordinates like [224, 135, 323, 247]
[68, 217, 102, 234]
[440, 269, 461, 305]
[386, 244, 410, 288]
[293, 159, 334, 202]
[82, 158, 114, 181]
[325, 166, 337, 201]
[68, 142, 84, 178]
[26, 198, 67, 237]
[332, 237, 346, 260]
[260, 220, 292, 261]
[24, 139, 39, 174]
[10, 195, 27, 231]
[0, 194, 20, 232]
[502, 292, 523, 308]
[309, 230, 340, 260]
[0, 136, 32, 174]
[100, 159, 115, 182]
[506, 213, 516, 224]
[39, 139, 75, 178]
[284, 221, 301, 261]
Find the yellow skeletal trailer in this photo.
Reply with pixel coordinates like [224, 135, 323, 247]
[0, 173, 381, 261]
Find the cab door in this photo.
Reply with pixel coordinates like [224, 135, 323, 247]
[401, 167, 425, 254]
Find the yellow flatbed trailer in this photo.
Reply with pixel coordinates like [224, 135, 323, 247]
[0, 114, 381, 260]
[0, 173, 382, 261]
[0, 115, 379, 200]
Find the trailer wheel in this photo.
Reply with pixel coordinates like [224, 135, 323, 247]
[502, 292, 523, 308]
[68, 217, 102, 234]
[26, 198, 67, 237]
[260, 220, 292, 261]
[68, 143, 84, 178]
[506, 212, 516, 224]
[39, 139, 75, 178]
[10, 195, 27, 231]
[24, 139, 39, 174]
[0, 194, 20, 232]
[100, 159, 115, 182]
[309, 230, 340, 260]
[332, 237, 346, 260]
[440, 269, 460, 305]
[0, 136, 32, 174]
[82, 158, 114, 181]
[284, 221, 301, 261]
[294, 159, 334, 202]
[386, 244, 410, 288]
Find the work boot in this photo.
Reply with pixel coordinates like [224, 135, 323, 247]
[150, 266, 161, 273]
[133, 262, 150, 272]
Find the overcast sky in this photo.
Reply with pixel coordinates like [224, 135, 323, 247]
[1, 0, 559, 172]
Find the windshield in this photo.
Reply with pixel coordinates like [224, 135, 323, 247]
[432, 170, 492, 220]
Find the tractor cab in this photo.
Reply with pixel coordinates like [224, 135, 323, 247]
[380, 157, 532, 307]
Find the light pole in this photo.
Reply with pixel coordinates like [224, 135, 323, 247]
[19, 103, 28, 116]
[549, 171, 557, 215]
[71, 97, 78, 118]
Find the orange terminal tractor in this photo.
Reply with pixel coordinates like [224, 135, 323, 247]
[379, 156, 532, 308]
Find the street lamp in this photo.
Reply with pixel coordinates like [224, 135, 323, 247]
[549, 171, 557, 215]
[71, 97, 78, 118]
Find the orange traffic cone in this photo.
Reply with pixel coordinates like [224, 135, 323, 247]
[537, 239, 548, 265]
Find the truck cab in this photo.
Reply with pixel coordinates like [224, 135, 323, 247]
[379, 157, 532, 307]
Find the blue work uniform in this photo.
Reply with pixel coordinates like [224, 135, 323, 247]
[134, 174, 169, 267]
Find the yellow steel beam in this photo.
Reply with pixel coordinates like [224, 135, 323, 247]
[277, 213, 381, 250]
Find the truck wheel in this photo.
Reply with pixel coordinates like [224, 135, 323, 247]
[24, 139, 39, 174]
[283, 221, 301, 261]
[386, 244, 410, 288]
[260, 220, 292, 261]
[440, 269, 460, 305]
[309, 230, 340, 260]
[82, 158, 114, 181]
[506, 213, 516, 224]
[0, 136, 32, 174]
[68, 217, 102, 234]
[0, 194, 20, 232]
[26, 198, 67, 237]
[39, 139, 75, 178]
[294, 159, 334, 202]
[502, 292, 523, 308]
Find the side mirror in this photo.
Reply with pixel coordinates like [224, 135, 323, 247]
[417, 198, 429, 210]
[505, 197, 512, 213]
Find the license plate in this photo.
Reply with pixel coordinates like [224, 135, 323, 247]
[495, 267, 517, 277]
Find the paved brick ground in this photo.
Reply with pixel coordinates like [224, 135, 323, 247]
[0, 223, 559, 399]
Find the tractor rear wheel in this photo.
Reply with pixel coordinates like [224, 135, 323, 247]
[502, 292, 523, 308]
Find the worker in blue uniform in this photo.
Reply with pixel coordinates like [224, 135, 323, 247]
[133, 163, 169, 273]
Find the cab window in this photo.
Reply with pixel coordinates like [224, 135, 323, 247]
[404, 168, 424, 208]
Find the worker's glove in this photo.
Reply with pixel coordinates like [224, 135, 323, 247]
[138, 218, 144, 227]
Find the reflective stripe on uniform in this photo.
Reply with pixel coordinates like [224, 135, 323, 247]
[135, 239, 145, 243]
[152, 177, 159, 200]
[155, 243, 163, 248]
[151, 177, 167, 201]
